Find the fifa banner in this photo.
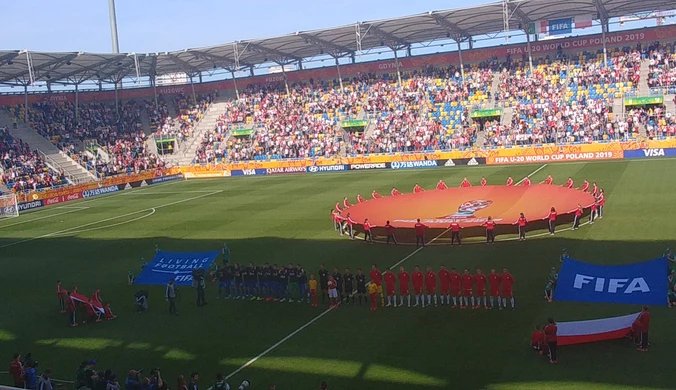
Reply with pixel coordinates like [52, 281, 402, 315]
[557, 312, 640, 346]
[555, 258, 668, 306]
[135, 250, 221, 286]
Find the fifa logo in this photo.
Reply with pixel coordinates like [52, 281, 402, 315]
[440, 199, 493, 219]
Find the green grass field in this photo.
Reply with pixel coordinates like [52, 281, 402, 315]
[1, 159, 674, 390]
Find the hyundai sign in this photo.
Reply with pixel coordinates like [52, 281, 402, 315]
[307, 165, 347, 173]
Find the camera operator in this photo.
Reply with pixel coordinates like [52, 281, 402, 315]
[125, 370, 142, 390]
[149, 368, 165, 390]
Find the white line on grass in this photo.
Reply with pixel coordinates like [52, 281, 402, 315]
[0, 190, 223, 249]
[227, 164, 550, 379]
[50, 208, 156, 237]
[0, 207, 89, 229]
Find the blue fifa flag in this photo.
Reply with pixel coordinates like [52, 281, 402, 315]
[549, 18, 572, 36]
[555, 258, 668, 306]
[135, 250, 221, 286]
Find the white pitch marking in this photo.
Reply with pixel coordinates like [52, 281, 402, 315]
[0, 190, 223, 249]
[51, 208, 156, 236]
[0, 208, 88, 229]
[227, 164, 550, 379]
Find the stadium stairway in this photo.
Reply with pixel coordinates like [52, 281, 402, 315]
[613, 96, 625, 118]
[501, 107, 514, 127]
[665, 94, 676, 116]
[167, 97, 230, 165]
[489, 73, 500, 108]
[139, 105, 152, 135]
[639, 60, 651, 96]
[0, 111, 97, 184]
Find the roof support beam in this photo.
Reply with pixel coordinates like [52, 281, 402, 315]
[506, 0, 532, 26]
[149, 55, 158, 77]
[49, 54, 128, 82]
[242, 42, 301, 63]
[1, 53, 79, 83]
[593, 0, 609, 21]
[0, 52, 19, 65]
[297, 33, 353, 57]
[188, 51, 253, 69]
[364, 24, 409, 49]
[429, 14, 472, 41]
[167, 54, 197, 73]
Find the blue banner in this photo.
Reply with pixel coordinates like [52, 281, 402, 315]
[555, 258, 668, 306]
[134, 250, 221, 286]
[231, 168, 267, 176]
[307, 165, 348, 173]
[390, 160, 438, 170]
[549, 18, 572, 35]
[149, 173, 183, 184]
[17, 200, 44, 211]
[82, 185, 119, 198]
[624, 148, 676, 159]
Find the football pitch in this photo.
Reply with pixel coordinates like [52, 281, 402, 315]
[1, 159, 674, 390]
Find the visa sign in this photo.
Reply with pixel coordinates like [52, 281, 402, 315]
[623, 148, 676, 159]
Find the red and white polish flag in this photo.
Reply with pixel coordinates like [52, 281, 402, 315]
[558, 312, 640, 346]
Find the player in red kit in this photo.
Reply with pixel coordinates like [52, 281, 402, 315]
[501, 268, 515, 310]
[335, 202, 342, 214]
[436, 180, 448, 190]
[506, 176, 514, 186]
[489, 268, 501, 309]
[414, 219, 427, 247]
[590, 200, 598, 224]
[398, 266, 411, 307]
[597, 189, 605, 218]
[579, 180, 590, 192]
[483, 216, 496, 243]
[449, 268, 462, 308]
[474, 268, 488, 309]
[449, 220, 462, 246]
[356, 194, 365, 203]
[460, 177, 471, 187]
[413, 183, 424, 193]
[363, 218, 374, 242]
[343, 197, 351, 209]
[412, 266, 424, 307]
[564, 177, 574, 188]
[514, 212, 527, 241]
[91, 289, 102, 304]
[545, 207, 557, 235]
[425, 266, 438, 307]
[438, 266, 452, 305]
[370, 264, 384, 306]
[57, 280, 66, 313]
[327, 276, 338, 308]
[372, 190, 382, 199]
[480, 177, 487, 186]
[542, 175, 553, 185]
[592, 182, 599, 197]
[384, 220, 397, 244]
[521, 177, 531, 186]
[573, 204, 583, 230]
[384, 269, 397, 307]
[344, 213, 356, 239]
[391, 187, 401, 196]
[461, 269, 474, 309]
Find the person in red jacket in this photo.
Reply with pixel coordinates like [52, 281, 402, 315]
[398, 266, 411, 307]
[449, 220, 462, 246]
[542, 175, 554, 185]
[436, 180, 448, 190]
[460, 177, 471, 188]
[521, 177, 531, 186]
[413, 184, 424, 193]
[66, 291, 78, 327]
[343, 197, 351, 209]
[414, 219, 427, 247]
[480, 177, 487, 186]
[363, 218, 374, 243]
[391, 187, 401, 196]
[590, 201, 598, 224]
[438, 265, 452, 305]
[546, 207, 557, 235]
[597, 189, 605, 218]
[9, 353, 24, 388]
[57, 280, 66, 313]
[573, 204, 583, 230]
[384, 220, 397, 245]
[450, 268, 462, 308]
[531, 325, 546, 354]
[637, 306, 651, 352]
[544, 318, 558, 363]
[372, 190, 382, 199]
[579, 179, 590, 192]
[514, 213, 527, 241]
[564, 177, 574, 189]
[425, 266, 438, 307]
[483, 216, 496, 244]
[356, 194, 365, 203]
[383, 269, 397, 307]
[412, 266, 424, 307]
[506, 176, 514, 186]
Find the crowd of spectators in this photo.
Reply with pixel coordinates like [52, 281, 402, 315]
[0, 126, 66, 191]
[646, 41, 676, 92]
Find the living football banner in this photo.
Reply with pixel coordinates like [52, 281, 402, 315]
[555, 258, 668, 306]
[134, 250, 221, 286]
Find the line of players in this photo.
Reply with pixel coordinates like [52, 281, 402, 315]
[210, 262, 311, 302]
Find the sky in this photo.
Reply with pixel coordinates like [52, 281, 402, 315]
[0, 0, 496, 53]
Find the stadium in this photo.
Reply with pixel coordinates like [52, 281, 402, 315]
[1, 0, 676, 388]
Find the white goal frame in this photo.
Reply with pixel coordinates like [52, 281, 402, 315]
[0, 193, 19, 218]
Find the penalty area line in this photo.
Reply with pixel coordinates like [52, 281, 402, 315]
[225, 163, 550, 379]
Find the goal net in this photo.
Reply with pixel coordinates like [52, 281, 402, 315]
[0, 193, 19, 219]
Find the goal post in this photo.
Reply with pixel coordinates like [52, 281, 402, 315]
[0, 193, 19, 218]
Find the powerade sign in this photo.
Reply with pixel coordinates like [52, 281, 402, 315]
[307, 165, 347, 173]
[349, 163, 389, 170]
[82, 185, 120, 198]
[624, 148, 676, 159]
[555, 258, 668, 306]
[231, 169, 267, 176]
[134, 250, 221, 286]
[17, 200, 44, 211]
[149, 174, 183, 184]
[390, 160, 438, 170]
[549, 18, 572, 36]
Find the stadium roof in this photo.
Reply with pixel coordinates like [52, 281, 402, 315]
[0, 0, 674, 86]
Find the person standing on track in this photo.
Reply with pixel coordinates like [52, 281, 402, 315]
[546, 207, 557, 235]
[449, 220, 462, 246]
[398, 266, 411, 307]
[483, 216, 496, 243]
[544, 318, 558, 363]
[384, 220, 397, 244]
[414, 219, 428, 247]
[514, 213, 527, 241]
